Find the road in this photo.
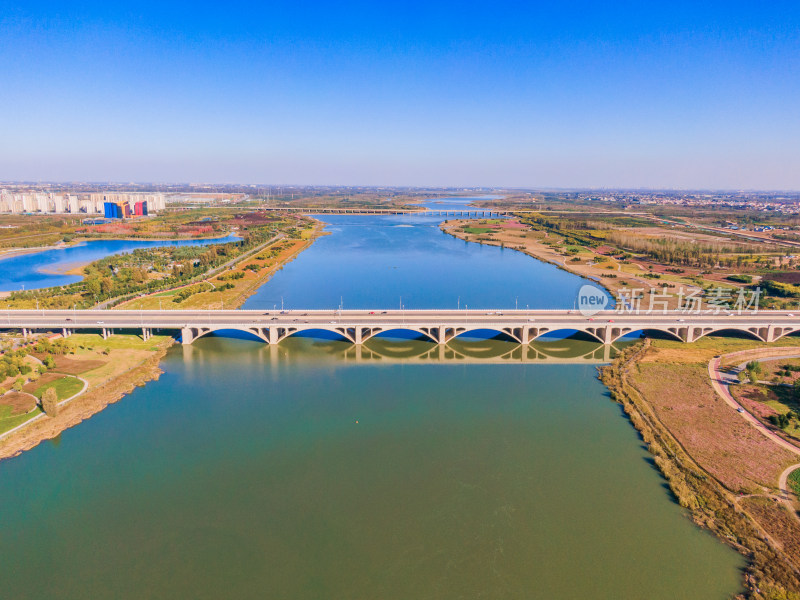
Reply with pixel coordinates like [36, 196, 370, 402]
[3, 308, 800, 330]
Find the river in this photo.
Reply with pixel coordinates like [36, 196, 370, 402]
[0, 200, 743, 598]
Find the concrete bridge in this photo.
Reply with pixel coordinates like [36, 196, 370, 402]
[3, 309, 799, 346]
[254, 207, 506, 217]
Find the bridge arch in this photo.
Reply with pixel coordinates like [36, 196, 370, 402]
[691, 327, 765, 342]
[450, 327, 521, 344]
[608, 327, 684, 344]
[531, 328, 605, 344]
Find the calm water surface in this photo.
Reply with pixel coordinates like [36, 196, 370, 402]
[243, 211, 605, 310]
[0, 338, 742, 599]
[0, 234, 241, 291]
[0, 199, 743, 598]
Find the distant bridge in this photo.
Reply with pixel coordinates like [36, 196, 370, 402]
[4, 309, 800, 346]
[255, 207, 507, 217]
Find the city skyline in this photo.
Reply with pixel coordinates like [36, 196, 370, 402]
[2, 2, 799, 189]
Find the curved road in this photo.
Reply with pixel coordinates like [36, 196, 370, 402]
[708, 355, 800, 518]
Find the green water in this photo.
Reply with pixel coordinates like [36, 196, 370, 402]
[0, 337, 743, 599]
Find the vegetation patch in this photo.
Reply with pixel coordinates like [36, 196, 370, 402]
[789, 467, 800, 497]
[0, 403, 42, 435]
[0, 391, 36, 415]
[32, 375, 83, 401]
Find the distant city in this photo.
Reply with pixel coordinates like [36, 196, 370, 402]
[0, 190, 166, 216]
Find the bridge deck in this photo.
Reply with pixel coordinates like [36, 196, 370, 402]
[3, 309, 799, 345]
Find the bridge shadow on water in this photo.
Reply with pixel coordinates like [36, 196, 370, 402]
[184, 328, 636, 365]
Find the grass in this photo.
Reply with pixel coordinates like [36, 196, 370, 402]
[0, 404, 42, 435]
[789, 467, 800, 496]
[33, 375, 83, 401]
[61, 333, 173, 388]
[462, 227, 493, 234]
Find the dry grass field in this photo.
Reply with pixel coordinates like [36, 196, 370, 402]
[630, 361, 796, 492]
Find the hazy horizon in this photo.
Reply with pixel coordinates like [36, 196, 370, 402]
[2, 2, 799, 189]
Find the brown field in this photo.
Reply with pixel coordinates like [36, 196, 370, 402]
[630, 361, 796, 492]
[740, 497, 800, 570]
[764, 272, 800, 284]
[48, 356, 107, 374]
[0, 392, 36, 415]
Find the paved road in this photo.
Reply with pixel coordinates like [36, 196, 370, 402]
[2, 309, 799, 329]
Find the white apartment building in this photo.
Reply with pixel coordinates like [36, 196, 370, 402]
[0, 190, 166, 215]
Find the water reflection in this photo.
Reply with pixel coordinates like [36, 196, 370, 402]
[181, 334, 628, 367]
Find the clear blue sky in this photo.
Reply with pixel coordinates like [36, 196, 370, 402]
[1, 1, 799, 189]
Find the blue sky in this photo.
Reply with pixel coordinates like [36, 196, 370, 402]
[1, 1, 799, 189]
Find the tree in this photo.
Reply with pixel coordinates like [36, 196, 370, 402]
[85, 278, 101, 297]
[41, 387, 58, 417]
[100, 277, 113, 295]
[43, 355, 56, 369]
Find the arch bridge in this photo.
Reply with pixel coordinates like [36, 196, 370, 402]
[3, 309, 799, 347]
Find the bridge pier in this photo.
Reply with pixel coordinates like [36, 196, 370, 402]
[142, 327, 151, 342]
[181, 327, 193, 345]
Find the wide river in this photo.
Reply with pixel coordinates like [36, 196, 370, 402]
[0, 199, 743, 598]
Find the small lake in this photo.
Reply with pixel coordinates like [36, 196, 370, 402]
[0, 234, 241, 292]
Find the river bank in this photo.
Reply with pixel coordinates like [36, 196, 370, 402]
[441, 218, 701, 309]
[115, 220, 325, 310]
[0, 333, 174, 461]
[601, 338, 800, 598]
[0, 224, 326, 457]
